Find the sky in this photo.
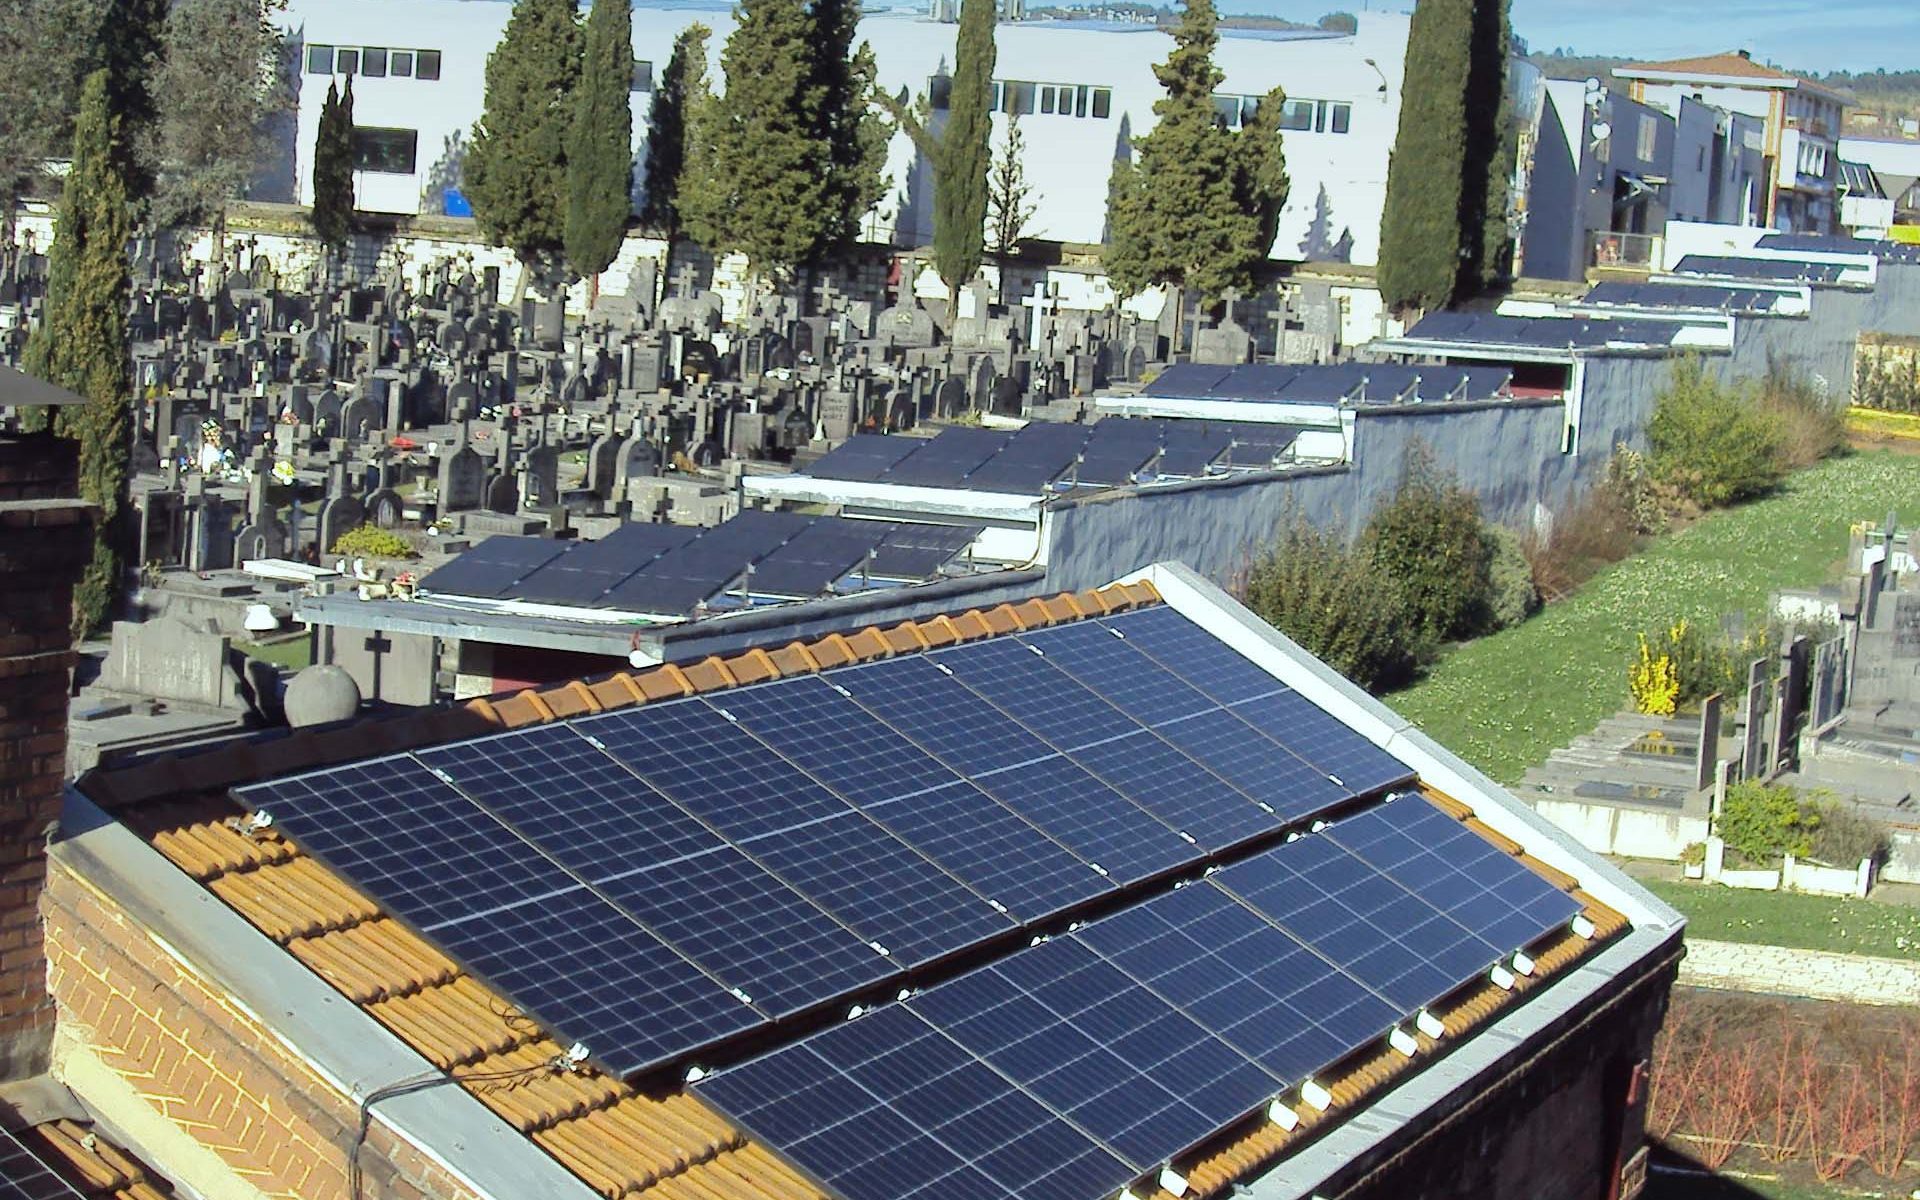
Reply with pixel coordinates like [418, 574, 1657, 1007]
[1209, 0, 1920, 73]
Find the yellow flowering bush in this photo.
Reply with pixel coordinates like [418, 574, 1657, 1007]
[1628, 632, 1679, 716]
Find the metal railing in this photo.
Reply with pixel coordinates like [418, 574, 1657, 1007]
[1589, 230, 1663, 269]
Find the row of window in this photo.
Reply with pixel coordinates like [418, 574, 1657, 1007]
[929, 76, 1114, 119]
[1212, 94, 1351, 134]
[306, 44, 442, 82]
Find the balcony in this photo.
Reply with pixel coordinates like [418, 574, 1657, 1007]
[1590, 230, 1664, 270]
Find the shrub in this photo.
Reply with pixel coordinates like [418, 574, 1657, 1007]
[1629, 618, 1741, 713]
[1484, 525, 1539, 629]
[331, 524, 416, 559]
[1718, 780, 1817, 866]
[1607, 443, 1665, 535]
[1521, 448, 1651, 603]
[1628, 632, 1680, 716]
[1758, 361, 1846, 471]
[1647, 358, 1785, 510]
[1244, 511, 1431, 693]
[1806, 800, 1888, 868]
[1362, 455, 1494, 642]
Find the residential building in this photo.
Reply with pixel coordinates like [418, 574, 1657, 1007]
[272, 0, 1415, 264]
[1838, 135, 1920, 226]
[1613, 51, 1851, 235]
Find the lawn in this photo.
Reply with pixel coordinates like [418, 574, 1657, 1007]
[1387, 452, 1920, 785]
[1642, 878, 1920, 961]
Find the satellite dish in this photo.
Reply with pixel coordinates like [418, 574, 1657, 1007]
[1584, 76, 1603, 93]
[1592, 121, 1613, 141]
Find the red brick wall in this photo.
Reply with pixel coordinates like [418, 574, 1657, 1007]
[0, 433, 92, 1080]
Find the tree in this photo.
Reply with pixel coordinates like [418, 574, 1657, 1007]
[806, 0, 889, 263]
[1462, 0, 1513, 291]
[0, 0, 100, 227]
[678, 0, 829, 278]
[1103, 0, 1289, 306]
[1244, 509, 1428, 693]
[878, 0, 995, 291]
[565, 0, 635, 284]
[91, 0, 168, 197]
[147, 0, 289, 236]
[465, 0, 583, 269]
[1378, 0, 1473, 313]
[986, 114, 1037, 262]
[23, 71, 133, 637]
[1316, 10, 1357, 31]
[309, 78, 355, 249]
[638, 24, 710, 243]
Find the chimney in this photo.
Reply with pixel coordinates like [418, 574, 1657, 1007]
[1737, 49, 1752, 60]
[0, 390, 95, 1079]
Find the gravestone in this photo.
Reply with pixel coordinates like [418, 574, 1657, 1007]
[438, 442, 487, 513]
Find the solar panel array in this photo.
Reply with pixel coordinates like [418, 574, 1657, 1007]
[417, 511, 983, 611]
[697, 794, 1583, 1200]
[1672, 255, 1850, 284]
[0, 1130, 87, 1200]
[1582, 280, 1794, 314]
[803, 418, 1302, 494]
[1144, 363, 1514, 405]
[1755, 232, 1920, 264]
[1402, 311, 1695, 350]
[235, 606, 1421, 1079]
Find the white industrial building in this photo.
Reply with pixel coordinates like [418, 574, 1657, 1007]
[272, 0, 1414, 265]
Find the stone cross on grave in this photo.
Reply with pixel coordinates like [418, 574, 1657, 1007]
[1022, 282, 1057, 350]
[671, 262, 700, 300]
[1218, 287, 1242, 327]
[811, 276, 844, 315]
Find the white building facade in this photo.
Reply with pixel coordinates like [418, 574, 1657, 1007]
[272, 0, 1413, 266]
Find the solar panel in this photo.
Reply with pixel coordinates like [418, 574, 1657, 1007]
[1324, 796, 1581, 953]
[935, 637, 1142, 751]
[696, 1004, 1136, 1200]
[747, 519, 891, 599]
[1143, 362, 1237, 398]
[807, 433, 924, 483]
[864, 523, 979, 580]
[416, 724, 897, 1018]
[909, 936, 1279, 1170]
[1075, 881, 1402, 1084]
[1214, 835, 1502, 1014]
[716, 676, 1114, 921]
[418, 535, 569, 598]
[0, 1129, 88, 1200]
[580, 700, 1016, 966]
[514, 523, 700, 606]
[963, 424, 1089, 493]
[1674, 254, 1848, 283]
[236, 757, 763, 1075]
[601, 512, 808, 613]
[882, 429, 1014, 488]
[1227, 690, 1416, 796]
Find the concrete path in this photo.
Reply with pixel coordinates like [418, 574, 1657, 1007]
[1680, 938, 1920, 1005]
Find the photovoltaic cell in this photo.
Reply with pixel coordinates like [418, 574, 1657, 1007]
[1146, 708, 1347, 821]
[0, 1129, 87, 1200]
[418, 535, 570, 598]
[237, 758, 761, 1075]
[697, 1004, 1136, 1200]
[417, 724, 896, 1018]
[865, 523, 979, 580]
[967, 756, 1200, 884]
[1075, 881, 1402, 1084]
[806, 433, 924, 483]
[1227, 691, 1415, 796]
[910, 937, 1279, 1170]
[513, 523, 700, 606]
[747, 521, 890, 599]
[834, 656, 1056, 776]
[1214, 836, 1502, 1014]
[1324, 796, 1580, 953]
[1065, 732, 1279, 851]
[933, 638, 1141, 752]
[1099, 606, 1285, 704]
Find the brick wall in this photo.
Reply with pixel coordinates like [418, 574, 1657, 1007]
[43, 859, 486, 1200]
[0, 432, 92, 1080]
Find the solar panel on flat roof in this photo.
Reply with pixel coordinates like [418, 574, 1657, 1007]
[580, 699, 1017, 966]
[909, 936, 1280, 1171]
[600, 511, 808, 613]
[416, 724, 898, 1018]
[881, 429, 1014, 488]
[806, 433, 924, 483]
[236, 757, 763, 1075]
[864, 523, 979, 580]
[418, 535, 570, 598]
[513, 523, 700, 605]
[1075, 880, 1403, 1084]
[697, 1004, 1136, 1200]
[1674, 255, 1848, 283]
[0, 1129, 88, 1200]
[746, 519, 891, 599]
[962, 423, 1091, 493]
[1142, 362, 1239, 398]
[1585, 280, 1786, 313]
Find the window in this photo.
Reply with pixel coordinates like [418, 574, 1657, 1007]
[929, 74, 952, 110]
[1241, 95, 1260, 125]
[306, 44, 334, 75]
[351, 127, 419, 174]
[632, 59, 653, 92]
[392, 50, 414, 77]
[1636, 114, 1657, 162]
[361, 47, 388, 78]
[1002, 80, 1035, 116]
[1212, 95, 1240, 128]
[1090, 87, 1110, 119]
[416, 50, 441, 81]
[1039, 85, 1057, 115]
[1074, 85, 1088, 117]
[1278, 98, 1315, 130]
[1328, 102, 1350, 134]
[336, 47, 359, 76]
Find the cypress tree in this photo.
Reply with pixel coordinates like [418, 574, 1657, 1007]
[678, 0, 828, 279]
[807, 0, 888, 264]
[1468, 0, 1516, 289]
[24, 70, 132, 637]
[466, 0, 583, 268]
[310, 79, 355, 249]
[1377, 0, 1473, 313]
[565, 0, 635, 283]
[930, 0, 995, 291]
[1103, 0, 1288, 304]
[638, 24, 710, 243]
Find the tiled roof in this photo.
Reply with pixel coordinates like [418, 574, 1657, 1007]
[85, 582, 1629, 1200]
[16, 1120, 175, 1200]
[1616, 52, 1848, 99]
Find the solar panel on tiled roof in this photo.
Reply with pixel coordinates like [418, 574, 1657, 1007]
[697, 1003, 1137, 1200]
[236, 757, 765, 1076]
[863, 523, 979, 580]
[416, 724, 899, 1019]
[1325, 795, 1582, 953]
[579, 698, 1018, 967]
[418, 535, 570, 598]
[1075, 879, 1402, 1085]
[512, 522, 699, 605]
[908, 936, 1281, 1170]
[805, 433, 922, 482]
[0, 1129, 88, 1200]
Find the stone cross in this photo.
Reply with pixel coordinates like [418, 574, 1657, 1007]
[1021, 282, 1057, 349]
[671, 262, 700, 300]
[1219, 286, 1242, 325]
[811, 276, 844, 314]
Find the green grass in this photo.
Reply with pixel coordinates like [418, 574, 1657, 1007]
[237, 636, 314, 672]
[1387, 453, 1920, 784]
[1643, 878, 1920, 960]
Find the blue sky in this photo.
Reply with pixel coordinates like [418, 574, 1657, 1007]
[1212, 0, 1919, 73]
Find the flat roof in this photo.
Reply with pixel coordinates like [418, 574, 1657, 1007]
[1143, 363, 1515, 406]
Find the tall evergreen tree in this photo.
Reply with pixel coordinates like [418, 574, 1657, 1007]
[879, 0, 995, 291]
[466, 0, 583, 269]
[678, 0, 828, 278]
[0, 0, 102, 224]
[310, 78, 355, 248]
[148, 0, 289, 236]
[89, 0, 168, 198]
[1468, 0, 1516, 289]
[638, 24, 710, 244]
[1103, 0, 1289, 304]
[1377, 0, 1473, 313]
[565, 0, 635, 283]
[986, 113, 1037, 262]
[806, 0, 889, 264]
[23, 71, 133, 636]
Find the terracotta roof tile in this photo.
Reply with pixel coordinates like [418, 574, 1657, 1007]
[19, 1120, 174, 1200]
